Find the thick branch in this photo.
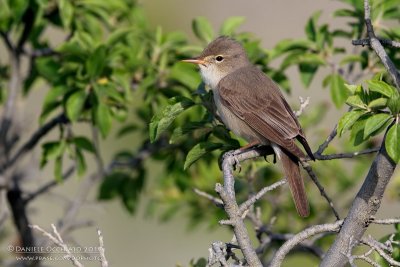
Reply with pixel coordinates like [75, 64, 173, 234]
[320, 137, 397, 266]
[217, 148, 274, 267]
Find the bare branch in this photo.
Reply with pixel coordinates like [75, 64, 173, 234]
[97, 229, 109, 267]
[352, 38, 400, 48]
[315, 126, 337, 156]
[216, 148, 276, 267]
[239, 179, 286, 215]
[193, 188, 223, 207]
[361, 236, 400, 266]
[269, 220, 343, 267]
[0, 113, 69, 173]
[30, 224, 84, 267]
[23, 166, 75, 204]
[362, 0, 400, 89]
[314, 148, 379, 161]
[294, 96, 310, 117]
[301, 161, 340, 220]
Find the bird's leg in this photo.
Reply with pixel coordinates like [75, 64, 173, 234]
[227, 141, 261, 172]
[239, 140, 261, 152]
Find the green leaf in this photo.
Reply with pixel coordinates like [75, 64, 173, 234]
[149, 97, 195, 142]
[344, 84, 361, 94]
[385, 123, 400, 162]
[41, 141, 66, 167]
[66, 90, 86, 121]
[337, 110, 366, 136]
[367, 80, 398, 98]
[350, 116, 369, 146]
[339, 55, 365, 66]
[269, 39, 314, 60]
[368, 98, 388, 109]
[299, 63, 318, 88]
[220, 17, 245, 35]
[96, 103, 112, 138]
[184, 142, 222, 170]
[35, 58, 61, 83]
[346, 95, 366, 109]
[364, 113, 392, 139]
[72, 136, 95, 153]
[388, 95, 400, 114]
[54, 156, 63, 182]
[58, 0, 74, 29]
[330, 74, 350, 108]
[86, 45, 107, 78]
[75, 148, 86, 176]
[117, 124, 138, 138]
[170, 62, 201, 89]
[192, 17, 214, 43]
[305, 11, 322, 41]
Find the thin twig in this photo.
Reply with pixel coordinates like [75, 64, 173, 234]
[239, 179, 286, 215]
[193, 188, 223, 207]
[315, 126, 337, 156]
[314, 148, 379, 161]
[97, 229, 109, 267]
[23, 166, 75, 204]
[0, 113, 68, 173]
[352, 38, 400, 48]
[363, 0, 400, 89]
[30, 224, 84, 267]
[301, 161, 340, 220]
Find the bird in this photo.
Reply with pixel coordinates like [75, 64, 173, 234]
[182, 36, 315, 217]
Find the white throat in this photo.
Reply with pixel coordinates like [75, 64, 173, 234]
[199, 64, 227, 89]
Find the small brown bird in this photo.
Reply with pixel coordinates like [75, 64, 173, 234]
[182, 36, 315, 217]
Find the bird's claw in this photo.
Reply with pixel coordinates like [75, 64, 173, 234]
[223, 150, 242, 172]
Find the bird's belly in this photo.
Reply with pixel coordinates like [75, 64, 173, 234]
[213, 90, 267, 143]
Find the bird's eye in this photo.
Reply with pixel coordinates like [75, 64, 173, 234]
[215, 55, 224, 62]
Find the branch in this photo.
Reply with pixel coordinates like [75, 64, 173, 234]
[23, 166, 75, 204]
[269, 220, 343, 267]
[0, 113, 68, 173]
[193, 188, 223, 207]
[294, 96, 310, 117]
[314, 148, 379, 160]
[352, 38, 400, 48]
[216, 147, 275, 267]
[30, 224, 84, 267]
[321, 1, 399, 266]
[239, 179, 286, 214]
[362, 0, 400, 89]
[320, 134, 397, 266]
[97, 229, 109, 267]
[361, 236, 400, 266]
[301, 162, 340, 220]
[315, 126, 337, 156]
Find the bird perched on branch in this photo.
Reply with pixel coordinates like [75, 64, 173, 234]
[182, 36, 315, 217]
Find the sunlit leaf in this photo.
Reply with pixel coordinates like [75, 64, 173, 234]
[385, 123, 400, 163]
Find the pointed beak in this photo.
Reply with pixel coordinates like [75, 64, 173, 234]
[181, 58, 206, 65]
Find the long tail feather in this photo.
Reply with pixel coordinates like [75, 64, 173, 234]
[276, 146, 310, 217]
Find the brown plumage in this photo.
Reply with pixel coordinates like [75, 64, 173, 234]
[182, 36, 314, 217]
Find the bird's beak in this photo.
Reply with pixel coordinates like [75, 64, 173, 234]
[181, 58, 206, 65]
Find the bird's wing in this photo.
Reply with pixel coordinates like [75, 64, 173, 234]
[217, 66, 306, 158]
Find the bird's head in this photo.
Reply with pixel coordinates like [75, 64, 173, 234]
[182, 36, 250, 88]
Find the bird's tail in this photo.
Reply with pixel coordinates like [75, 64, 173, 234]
[275, 146, 310, 217]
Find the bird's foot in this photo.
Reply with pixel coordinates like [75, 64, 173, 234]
[223, 150, 242, 172]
